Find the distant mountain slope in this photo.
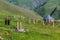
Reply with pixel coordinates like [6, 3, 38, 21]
[6, 0, 48, 9]
[0, 0, 42, 19]
[6, 0, 60, 19]
[34, 0, 60, 20]
[44, 0, 60, 19]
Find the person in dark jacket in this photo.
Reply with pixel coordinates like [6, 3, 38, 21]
[5, 16, 10, 25]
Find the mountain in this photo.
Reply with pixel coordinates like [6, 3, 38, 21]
[6, 0, 60, 20]
[6, 0, 48, 9]
[34, 0, 60, 20]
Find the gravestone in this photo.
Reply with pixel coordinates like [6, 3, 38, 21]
[20, 16, 25, 20]
[28, 18, 31, 24]
[16, 22, 19, 28]
[33, 18, 36, 24]
[16, 22, 26, 32]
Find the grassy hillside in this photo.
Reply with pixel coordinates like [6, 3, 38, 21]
[6, 0, 60, 19]
[0, 0, 60, 40]
[44, 0, 60, 19]
[0, 0, 42, 19]
[34, 0, 60, 20]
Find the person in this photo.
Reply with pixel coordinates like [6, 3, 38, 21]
[16, 22, 26, 32]
[5, 16, 10, 25]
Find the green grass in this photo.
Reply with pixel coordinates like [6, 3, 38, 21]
[0, 0, 60, 40]
[0, 15, 60, 40]
[0, 19, 60, 40]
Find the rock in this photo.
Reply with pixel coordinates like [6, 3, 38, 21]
[4, 31, 10, 35]
[0, 36, 3, 40]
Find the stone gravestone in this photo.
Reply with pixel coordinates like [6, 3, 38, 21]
[33, 18, 36, 24]
[28, 18, 31, 24]
[16, 22, 25, 32]
[20, 16, 25, 20]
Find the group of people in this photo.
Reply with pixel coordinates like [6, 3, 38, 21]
[5, 16, 26, 33]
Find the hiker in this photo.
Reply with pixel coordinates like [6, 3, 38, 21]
[16, 22, 26, 32]
[5, 16, 10, 25]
